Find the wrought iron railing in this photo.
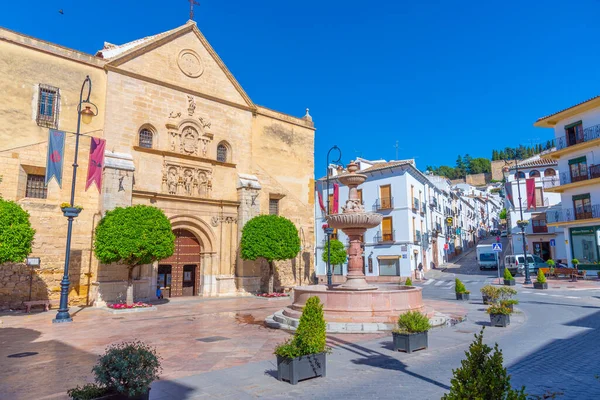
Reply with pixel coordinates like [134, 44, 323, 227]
[414, 230, 421, 244]
[546, 204, 600, 223]
[421, 232, 428, 247]
[375, 230, 395, 243]
[542, 176, 560, 189]
[421, 204, 426, 215]
[376, 197, 394, 210]
[532, 224, 548, 233]
[555, 166, 600, 186]
[413, 197, 420, 212]
[430, 197, 438, 208]
[555, 123, 600, 150]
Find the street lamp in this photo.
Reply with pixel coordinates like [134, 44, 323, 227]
[325, 145, 342, 287]
[503, 159, 532, 285]
[53, 76, 98, 323]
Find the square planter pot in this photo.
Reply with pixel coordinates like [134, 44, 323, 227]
[276, 352, 326, 385]
[455, 292, 470, 301]
[392, 331, 428, 353]
[533, 282, 548, 290]
[490, 313, 510, 327]
[501, 303, 514, 312]
[482, 295, 489, 305]
[504, 279, 515, 286]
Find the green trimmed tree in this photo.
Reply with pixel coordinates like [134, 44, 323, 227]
[0, 198, 35, 264]
[537, 269, 547, 284]
[442, 328, 526, 399]
[240, 215, 300, 293]
[274, 296, 328, 358]
[94, 205, 175, 305]
[499, 208, 507, 220]
[503, 268, 514, 280]
[321, 239, 347, 273]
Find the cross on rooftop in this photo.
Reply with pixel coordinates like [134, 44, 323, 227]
[188, 0, 200, 20]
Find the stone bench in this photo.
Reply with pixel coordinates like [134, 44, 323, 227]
[23, 300, 59, 313]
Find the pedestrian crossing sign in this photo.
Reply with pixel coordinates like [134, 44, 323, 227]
[492, 243, 502, 252]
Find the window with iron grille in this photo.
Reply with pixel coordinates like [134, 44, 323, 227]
[217, 144, 228, 162]
[138, 128, 153, 148]
[269, 198, 279, 215]
[25, 174, 47, 199]
[36, 84, 60, 128]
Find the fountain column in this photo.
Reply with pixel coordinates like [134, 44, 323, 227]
[327, 161, 381, 291]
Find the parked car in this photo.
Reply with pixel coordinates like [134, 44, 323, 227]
[504, 254, 539, 276]
[500, 230, 508, 237]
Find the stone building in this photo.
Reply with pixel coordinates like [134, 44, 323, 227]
[0, 21, 315, 308]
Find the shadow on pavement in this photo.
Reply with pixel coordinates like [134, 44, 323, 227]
[519, 300, 600, 310]
[329, 336, 451, 391]
[507, 309, 600, 399]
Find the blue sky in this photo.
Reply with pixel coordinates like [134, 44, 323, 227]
[3, 1, 600, 174]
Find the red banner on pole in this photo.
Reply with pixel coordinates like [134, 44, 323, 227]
[85, 137, 106, 192]
[526, 178, 536, 210]
[333, 183, 339, 214]
[316, 180, 326, 213]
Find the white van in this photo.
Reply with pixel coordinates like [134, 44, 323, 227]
[476, 244, 498, 269]
[504, 254, 535, 276]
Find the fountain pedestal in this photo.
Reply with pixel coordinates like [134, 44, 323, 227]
[334, 227, 376, 290]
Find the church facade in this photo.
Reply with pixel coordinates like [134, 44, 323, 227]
[0, 21, 315, 308]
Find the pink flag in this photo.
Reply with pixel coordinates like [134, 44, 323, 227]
[333, 183, 339, 214]
[86, 137, 106, 192]
[526, 178, 536, 210]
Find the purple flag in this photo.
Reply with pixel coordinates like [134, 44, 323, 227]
[45, 129, 65, 187]
[85, 137, 106, 192]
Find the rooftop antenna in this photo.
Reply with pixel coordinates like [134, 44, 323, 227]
[394, 140, 399, 160]
[188, 0, 200, 20]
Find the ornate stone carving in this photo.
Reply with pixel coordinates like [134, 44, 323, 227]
[187, 95, 196, 116]
[180, 126, 199, 154]
[224, 216, 237, 224]
[178, 49, 204, 78]
[211, 216, 219, 227]
[169, 111, 181, 119]
[199, 117, 211, 130]
[161, 160, 212, 198]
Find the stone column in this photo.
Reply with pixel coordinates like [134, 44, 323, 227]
[236, 174, 262, 292]
[101, 151, 135, 213]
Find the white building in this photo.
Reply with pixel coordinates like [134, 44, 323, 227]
[315, 159, 449, 282]
[536, 96, 600, 273]
[503, 155, 565, 261]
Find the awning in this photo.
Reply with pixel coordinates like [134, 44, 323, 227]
[377, 255, 401, 260]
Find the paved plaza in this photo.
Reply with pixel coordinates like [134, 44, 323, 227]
[2, 244, 600, 399]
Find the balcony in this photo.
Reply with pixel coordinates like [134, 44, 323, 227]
[546, 204, 600, 224]
[421, 204, 426, 215]
[532, 224, 548, 233]
[546, 166, 600, 192]
[430, 197, 438, 208]
[414, 230, 421, 245]
[542, 176, 560, 189]
[413, 198, 420, 212]
[375, 230, 395, 243]
[421, 232, 429, 247]
[376, 197, 394, 210]
[555, 124, 600, 150]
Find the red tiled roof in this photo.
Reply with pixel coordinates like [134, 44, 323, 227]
[509, 158, 557, 169]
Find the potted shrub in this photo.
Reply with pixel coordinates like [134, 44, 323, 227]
[455, 278, 470, 300]
[503, 268, 515, 286]
[61, 202, 83, 218]
[68, 341, 161, 399]
[405, 277, 413, 286]
[572, 258, 580, 269]
[275, 296, 329, 385]
[547, 259, 556, 277]
[534, 269, 548, 290]
[392, 311, 431, 353]
[500, 299, 519, 313]
[480, 285, 499, 305]
[486, 304, 511, 327]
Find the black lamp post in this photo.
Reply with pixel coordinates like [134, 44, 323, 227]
[325, 145, 342, 287]
[53, 76, 98, 323]
[503, 159, 531, 285]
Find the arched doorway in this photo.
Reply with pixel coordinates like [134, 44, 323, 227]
[159, 229, 202, 297]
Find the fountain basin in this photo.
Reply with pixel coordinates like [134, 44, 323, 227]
[282, 285, 425, 324]
[327, 212, 383, 230]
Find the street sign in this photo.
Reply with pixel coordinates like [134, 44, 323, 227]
[492, 243, 502, 252]
[446, 217, 453, 225]
[550, 239, 555, 247]
[26, 257, 40, 267]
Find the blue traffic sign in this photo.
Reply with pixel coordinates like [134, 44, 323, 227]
[550, 239, 555, 247]
[492, 243, 503, 252]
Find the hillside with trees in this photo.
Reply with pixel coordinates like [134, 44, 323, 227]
[427, 142, 554, 180]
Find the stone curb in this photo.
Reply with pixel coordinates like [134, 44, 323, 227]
[266, 309, 451, 333]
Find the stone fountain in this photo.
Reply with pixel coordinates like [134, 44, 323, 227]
[268, 161, 431, 333]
